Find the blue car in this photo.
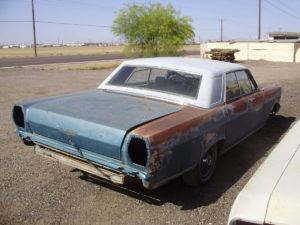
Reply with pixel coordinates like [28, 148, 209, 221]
[12, 58, 281, 189]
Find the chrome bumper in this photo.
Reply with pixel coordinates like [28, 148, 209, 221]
[34, 145, 126, 184]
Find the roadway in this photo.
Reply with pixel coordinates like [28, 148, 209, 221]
[0, 50, 199, 68]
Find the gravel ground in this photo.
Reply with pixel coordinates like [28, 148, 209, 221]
[0, 61, 299, 225]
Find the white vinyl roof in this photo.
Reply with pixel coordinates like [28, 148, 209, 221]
[99, 57, 246, 108]
[121, 57, 246, 77]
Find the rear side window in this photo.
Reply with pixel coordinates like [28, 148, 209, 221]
[226, 70, 256, 101]
[226, 72, 240, 100]
[236, 70, 253, 95]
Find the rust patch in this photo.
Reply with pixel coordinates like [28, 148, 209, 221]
[263, 86, 281, 99]
[203, 130, 218, 146]
[228, 97, 248, 114]
[149, 148, 162, 174]
[133, 106, 220, 146]
[58, 129, 78, 136]
[146, 107, 153, 112]
[251, 92, 264, 108]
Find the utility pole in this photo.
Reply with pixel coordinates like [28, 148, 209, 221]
[31, 0, 37, 56]
[258, 0, 261, 40]
[220, 18, 224, 42]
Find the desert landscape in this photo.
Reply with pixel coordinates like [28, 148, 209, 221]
[0, 59, 299, 225]
[0, 45, 199, 58]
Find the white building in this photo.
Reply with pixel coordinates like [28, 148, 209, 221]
[200, 41, 300, 63]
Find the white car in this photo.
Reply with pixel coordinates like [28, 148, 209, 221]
[228, 120, 300, 225]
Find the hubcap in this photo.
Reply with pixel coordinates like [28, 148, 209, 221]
[202, 154, 213, 167]
[200, 151, 215, 180]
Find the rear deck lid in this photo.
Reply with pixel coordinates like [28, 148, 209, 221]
[25, 90, 182, 159]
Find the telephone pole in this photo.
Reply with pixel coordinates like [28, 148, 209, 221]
[31, 0, 37, 56]
[258, 0, 261, 40]
[220, 18, 224, 42]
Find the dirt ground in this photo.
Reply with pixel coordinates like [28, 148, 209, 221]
[0, 60, 299, 225]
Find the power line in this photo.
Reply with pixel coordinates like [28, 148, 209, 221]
[275, 0, 299, 16]
[37, 21, 110, 28]
[264, 0, 300, 21]
[0, 20, 110, 28]
[0, 20, 32, 23]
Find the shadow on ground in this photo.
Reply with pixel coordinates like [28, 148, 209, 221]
[73, 115, 296, 210]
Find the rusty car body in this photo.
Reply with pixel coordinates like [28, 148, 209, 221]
[12, 58, 281, 189]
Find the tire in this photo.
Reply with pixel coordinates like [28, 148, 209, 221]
[271, 103, 280, 115]
[183, 145, 218, 187]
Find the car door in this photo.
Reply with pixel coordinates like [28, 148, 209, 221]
[239, 70, 266, 132]
[224, 71, 251, 149]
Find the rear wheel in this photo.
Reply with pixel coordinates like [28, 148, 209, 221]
[183, 145, 218, 186]
[271, 103, 280, 115]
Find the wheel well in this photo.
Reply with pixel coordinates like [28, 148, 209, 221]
[216, 139, 225, 155]
[272, 102, 280, 114]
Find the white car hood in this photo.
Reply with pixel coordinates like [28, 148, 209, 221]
[228, 120, 300, 225]
[265, 144, 300, 225]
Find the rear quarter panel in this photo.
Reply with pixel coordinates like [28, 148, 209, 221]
[132, 106, 226, 188]
[262, 86, 282, 115]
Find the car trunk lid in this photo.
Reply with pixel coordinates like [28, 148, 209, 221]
[26, 90, 182, 159]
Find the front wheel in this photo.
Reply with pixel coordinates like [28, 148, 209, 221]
[183, 145, 218, 186]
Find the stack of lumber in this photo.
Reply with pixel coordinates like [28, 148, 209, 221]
[205, 48, 240, 62]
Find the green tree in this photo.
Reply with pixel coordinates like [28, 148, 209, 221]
[111, 3, 194, 57]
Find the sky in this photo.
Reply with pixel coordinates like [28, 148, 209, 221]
[0, 0, 300, 45]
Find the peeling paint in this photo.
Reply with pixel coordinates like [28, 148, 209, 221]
[58, 129, 78, 136]
[263, 86, 282, 99]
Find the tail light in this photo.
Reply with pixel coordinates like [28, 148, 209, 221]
[128, 137, 148, 167]
[13, 106, 24, 128]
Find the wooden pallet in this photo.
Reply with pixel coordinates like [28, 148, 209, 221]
[206, 48, 240, 62]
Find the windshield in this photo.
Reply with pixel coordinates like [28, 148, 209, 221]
[108, 66, 202, 99]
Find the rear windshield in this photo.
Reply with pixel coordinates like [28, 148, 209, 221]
[108, 66, 202, 99]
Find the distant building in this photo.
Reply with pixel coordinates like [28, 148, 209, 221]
[201, 40, 300, 63]
[83, 42, 100, 46]
[9, 45, 19, 48]
[64, 43, 84, 47]
[268, 32, 300, 41]
[42, 44, 54, 47]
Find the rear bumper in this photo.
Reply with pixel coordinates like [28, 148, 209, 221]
[16, 130, 186, 189]
[35, 145, 126, 184]
[17, 130, 152, 187]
